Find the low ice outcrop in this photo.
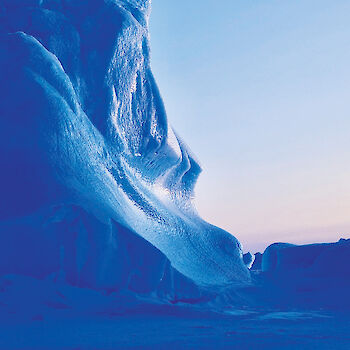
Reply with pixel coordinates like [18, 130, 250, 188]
[259, 239, 350, 309]
[0, 0, 249, 291]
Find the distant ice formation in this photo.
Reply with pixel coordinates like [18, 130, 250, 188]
[250, 252, 262, 271]
[0, 0, 250, 294]
[256, 239, 350, 309]
[243, 252, 254, 269]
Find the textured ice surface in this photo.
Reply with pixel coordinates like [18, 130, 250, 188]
[0, 0, 249, 290]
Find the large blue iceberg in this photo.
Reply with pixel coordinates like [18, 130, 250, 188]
[0, 0, 250, 296]
[1, 1, 350, 348]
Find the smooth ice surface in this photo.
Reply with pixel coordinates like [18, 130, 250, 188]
[255, 239, 350, 309]
[262, 239, 350, 276]
[0, 0, 249, 290]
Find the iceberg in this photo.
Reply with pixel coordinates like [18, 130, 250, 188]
[0, 0, 250, 294]
[257, 239, 350, 309]
[243, 252, 254, 269]
[250, 252, 262, 271]
[1, 3, 350, 347]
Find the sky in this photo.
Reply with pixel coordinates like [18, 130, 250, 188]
[149, 0, 350, 253]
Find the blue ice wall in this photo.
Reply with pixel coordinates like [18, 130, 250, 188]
[258, 239, 350, 309]
[0, 0, 250, 293]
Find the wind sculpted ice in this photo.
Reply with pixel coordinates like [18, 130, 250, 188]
[0, 0, 250, 293]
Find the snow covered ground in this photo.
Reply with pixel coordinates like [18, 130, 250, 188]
[0, 271, 349, 349]
[1, 307, 349, 349]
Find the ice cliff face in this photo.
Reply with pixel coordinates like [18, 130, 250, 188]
[0, 0, 249, 291]
[243, 239, 350, 310]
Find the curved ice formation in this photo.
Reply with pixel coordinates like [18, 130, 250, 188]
[0, 0, 249, 290]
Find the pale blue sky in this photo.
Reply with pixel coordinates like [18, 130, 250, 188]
[150, 0, 350, 252]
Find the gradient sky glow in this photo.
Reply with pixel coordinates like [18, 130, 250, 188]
[150, 0, 350, 253]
